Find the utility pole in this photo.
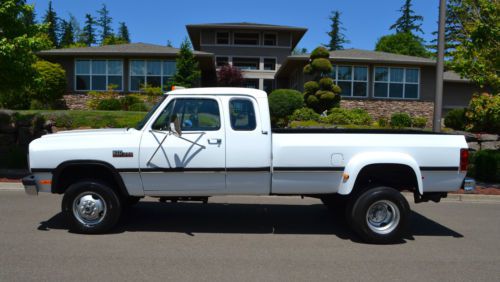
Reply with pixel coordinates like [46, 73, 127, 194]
[433, 0, 446, 132]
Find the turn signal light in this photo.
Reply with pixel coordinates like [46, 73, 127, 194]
[39, 179, 52, 185]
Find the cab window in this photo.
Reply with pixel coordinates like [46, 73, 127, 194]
[229, 99, 256, 131]
[152, 98, 221, 131]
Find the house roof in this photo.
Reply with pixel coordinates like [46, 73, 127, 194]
[37, 42, 214, 57]
[186, 22, 307, 50]
[276, 49, 437, 78]
[443, 71, 470, 83]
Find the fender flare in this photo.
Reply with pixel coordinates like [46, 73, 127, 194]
[52, 160, 129, 197]
[338, 152, 423, 195]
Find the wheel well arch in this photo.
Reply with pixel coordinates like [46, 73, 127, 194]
[52, 160, 129, 198]
[351, 163, 419, 195]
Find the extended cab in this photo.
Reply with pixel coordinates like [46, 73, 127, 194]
[23, 88, 469, 243]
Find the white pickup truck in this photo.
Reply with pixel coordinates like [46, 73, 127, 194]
[23, 88, 469, 243]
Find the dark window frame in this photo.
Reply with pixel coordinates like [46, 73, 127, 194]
[229, 98, 257, 131]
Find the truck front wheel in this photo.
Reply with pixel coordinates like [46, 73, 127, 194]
[347, 186, 409, 244]
[62, 181, 122, 234]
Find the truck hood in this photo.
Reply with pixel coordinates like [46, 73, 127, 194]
[40, 128, 131, 139]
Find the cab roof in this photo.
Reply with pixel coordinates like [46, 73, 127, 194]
[166, 87, 268, 99]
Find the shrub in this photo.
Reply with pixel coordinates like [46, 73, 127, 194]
[473, 150, 500, 182]
[86, 85, 119, 110]
[268, 89, 304, 126]
[290, 108, 320, 121]
[377, 117, 388, 127]
[322, 108, 372, 125]
[412, 116, 428, 128]
[390, 112, 412, 128]
[120, 95, 142, 111]
[303, 64, 313, 74]
[444, 108, 467, 130]
[304, 81, 319, 94]
[465, 93, 500, 134]
[217, 65, 244, 87]
[311, 58, 333, 73]
[319, 77, 334, 90]
[31, 60, 66, 108]
[97, 99, 122, 111]
[310, 46, 330, 59]
[0, 90, 31, 110]
[129, 102, 149, 112]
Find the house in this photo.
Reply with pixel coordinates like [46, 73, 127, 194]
[37, 22, 480, 120]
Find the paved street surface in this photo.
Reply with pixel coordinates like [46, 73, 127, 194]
[1, 189, 499, 281]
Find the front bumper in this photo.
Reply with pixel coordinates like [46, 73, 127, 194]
[22, 175, 39, 196]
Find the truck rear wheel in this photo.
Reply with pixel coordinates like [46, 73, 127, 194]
[347, 186, 409, 244]
[62, 181, 122, 234]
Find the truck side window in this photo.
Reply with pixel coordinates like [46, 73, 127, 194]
[153, 98, 221, 131]
[229, 99, 256, 131]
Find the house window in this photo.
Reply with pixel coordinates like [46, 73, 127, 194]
[263, 58, 276, 71]
[233, 33, 259, 45]
[243, 79, 259, 89]
[330, 65, 368, 97]
[374, 67, 419, 99]
[233, 57, 260, 70]
[263, 79, 274, 94]
[216, 57, 229, 68]
[75, 59, 123, 91]
[229, 99, 256, 131]
[216, 32, 229, 45]
[130, 60, 176, 91]
[263, 33, 277, 46]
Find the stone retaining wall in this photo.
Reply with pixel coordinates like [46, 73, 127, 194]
[456, 131, 500, 151]
[63, 94, 90, 110]
[341, 100, 435, 127]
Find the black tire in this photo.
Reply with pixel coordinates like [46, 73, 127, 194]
[347, 186, 409, 244]
[62, 181, 122, 234]
[320, 194, 348, 214]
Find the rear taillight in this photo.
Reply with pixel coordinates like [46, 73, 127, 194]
[460, 148, 469, 172]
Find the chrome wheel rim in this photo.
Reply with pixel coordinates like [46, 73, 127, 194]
[73, 192, 107, 227]
[366, 200, 400, 235]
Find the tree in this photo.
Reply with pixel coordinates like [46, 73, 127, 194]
[302, 47, 341, 113]
[166, 40, 173, 47]
[117, 22, 130, 43]
[375, 32, 430, 57]
[450, 0, 499, 92]
[0, 0, 51, 109]
[173, 39, 201, 88]
[428, 0, 464, 60]
[324, 11, 349, 51]
[96, 4, 113, 43]
[59, 20, 74, 48]
[68, 14, 82, 45]
[217, 65, 244, 87]
[42, 0, 58, 48]
[292, 47, 308, 55]
[390, 0, 424, 35]
[101, 34, 127, 46]
[80, 14, 96, 46]
[31, 60, 67, 108]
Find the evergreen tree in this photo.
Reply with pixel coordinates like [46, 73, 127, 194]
[173, 39, 201, 88]
[59, 20, 74, 48]
[42, 0, 59, 47]
[69, 14, 81, 44]
[97, 4, 113, 43]
[429, 0, 464, 60]
[117, 22, 130, 43]
[166, 40, 173, 47]
[80, 13, 96, 46]
[324, 11, 349, 51]
[390, 0, 424, 35]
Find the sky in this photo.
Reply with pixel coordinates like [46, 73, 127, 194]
[27, 0, 441, 51]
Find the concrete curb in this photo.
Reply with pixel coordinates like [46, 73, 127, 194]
[1, 183, 499, 203]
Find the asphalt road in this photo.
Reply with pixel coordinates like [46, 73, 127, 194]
[1, 189, 499, 282]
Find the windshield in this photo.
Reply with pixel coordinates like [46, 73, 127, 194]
[134, 95, 168, 130]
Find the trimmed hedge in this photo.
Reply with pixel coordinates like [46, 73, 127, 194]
[390, 112, 412, 128]
[444, 108, 466, 130]
[473, 150, 500, 182]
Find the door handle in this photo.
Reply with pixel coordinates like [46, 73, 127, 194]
[207, 138, 222, 145]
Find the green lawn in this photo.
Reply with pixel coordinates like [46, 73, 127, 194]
[18, 110, 147, 129]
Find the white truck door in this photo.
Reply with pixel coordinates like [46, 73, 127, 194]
[222, 96, 272, 194]
[139, 97, 226, 194]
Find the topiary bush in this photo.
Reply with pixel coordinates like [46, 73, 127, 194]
[465, 93, 500, 134]
[473, 150, 500, 182]
[268, 89, 304, 127]
[390, 112, 412, 128]
[444, 108, 467, 130]
[97, 99, 122, 111]
[310, 46, 330, 59]
[290, 108, 320, 122]
[304, 81, 319, 94]
[412, 116, 428, 128]
[310, 58, 333, 73]
[31, 60, 67, 109]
